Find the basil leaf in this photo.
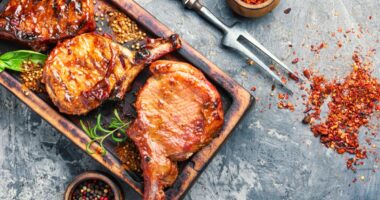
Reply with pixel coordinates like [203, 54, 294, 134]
[0, 50, 47, 61]
[0, 50, 47, 72]
[0, 60, 5, 72]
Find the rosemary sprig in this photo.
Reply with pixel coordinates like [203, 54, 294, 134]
[80, 110, 131, 155]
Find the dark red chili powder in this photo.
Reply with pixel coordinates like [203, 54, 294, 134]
[304, 54, 380, 171]
[242, 0, 268, 5]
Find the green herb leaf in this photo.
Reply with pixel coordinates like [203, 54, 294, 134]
[0, 61, 5, 72]
[80, 120, 91, 135]
[80, 110, 132, 155]
[0, 50, 47, 73]
[111, 132, 127, 143]
[86, 141, 96, 154]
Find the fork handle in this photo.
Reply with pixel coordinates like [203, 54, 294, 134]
[182, 0, 230, 33]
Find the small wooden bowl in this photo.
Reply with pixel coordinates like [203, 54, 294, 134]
[64, 171, 123, 200]
[227, 0, 280, 18]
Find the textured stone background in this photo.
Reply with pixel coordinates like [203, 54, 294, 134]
[1, 0, 380, 199]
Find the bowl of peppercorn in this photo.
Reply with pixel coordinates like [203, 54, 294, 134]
[64, 171, 123, 200]
[227, 0, 280, 18]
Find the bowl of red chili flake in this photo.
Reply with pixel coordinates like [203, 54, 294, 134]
[227, 0, 280, 18]
[64, 172, 123, 200]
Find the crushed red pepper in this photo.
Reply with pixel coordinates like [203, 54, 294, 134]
[242, 0, 268, 5]
[311, 42, 327, 54]
[304, 54, 380, 171]
[278, 101, 295, 111]
[291, 58, 299, 64]
[289, 72, 300, 82]
[303, 69, 312, 80]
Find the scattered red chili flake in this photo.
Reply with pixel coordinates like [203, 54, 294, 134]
[304, 54, 380, 171]
[288, 72, 300, 82]
[303, 69, 312, 80]
[286, 102, 295, 111]
[347, 158, 355, 171]
[337, 40, 343, 48]
[281, 76, 287, 84]
[251, 86, 257, 91]
[284, 8, 292, 14]
[365, 138, 372, 145]
[311, 42, 327, 54]
[241, 0, 268, 5]
[278, 101, 295, 111]
[291, 58, 299, 64]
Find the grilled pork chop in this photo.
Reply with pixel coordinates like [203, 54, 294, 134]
[43, 33, 181, 115]
[0, 0, 96, 51]
[126, 60, 224, 200]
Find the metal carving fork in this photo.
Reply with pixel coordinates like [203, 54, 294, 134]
[182, 0, 303, 94]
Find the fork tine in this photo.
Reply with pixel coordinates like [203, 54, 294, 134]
[241, 32, 305, 82]
[230, 41, 293, 94]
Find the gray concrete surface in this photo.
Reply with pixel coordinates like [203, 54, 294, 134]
[1, 0, 380, 199]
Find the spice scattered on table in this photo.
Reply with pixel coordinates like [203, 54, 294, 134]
[303, 54, 380, 171]
[303, 69, 311, 80]
[242, 0, 268, 5]
[310, 42, 328, 54]
[288, 72, 300, 82]
[71, 179, 114, 200]
[277, 101, 295, 111]
[291, 58, 299, 64]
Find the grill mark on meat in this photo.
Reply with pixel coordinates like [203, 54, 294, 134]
[52, 0, 59, 18]
[119, 54, 127, 69]
[81, 44, 116, 101]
